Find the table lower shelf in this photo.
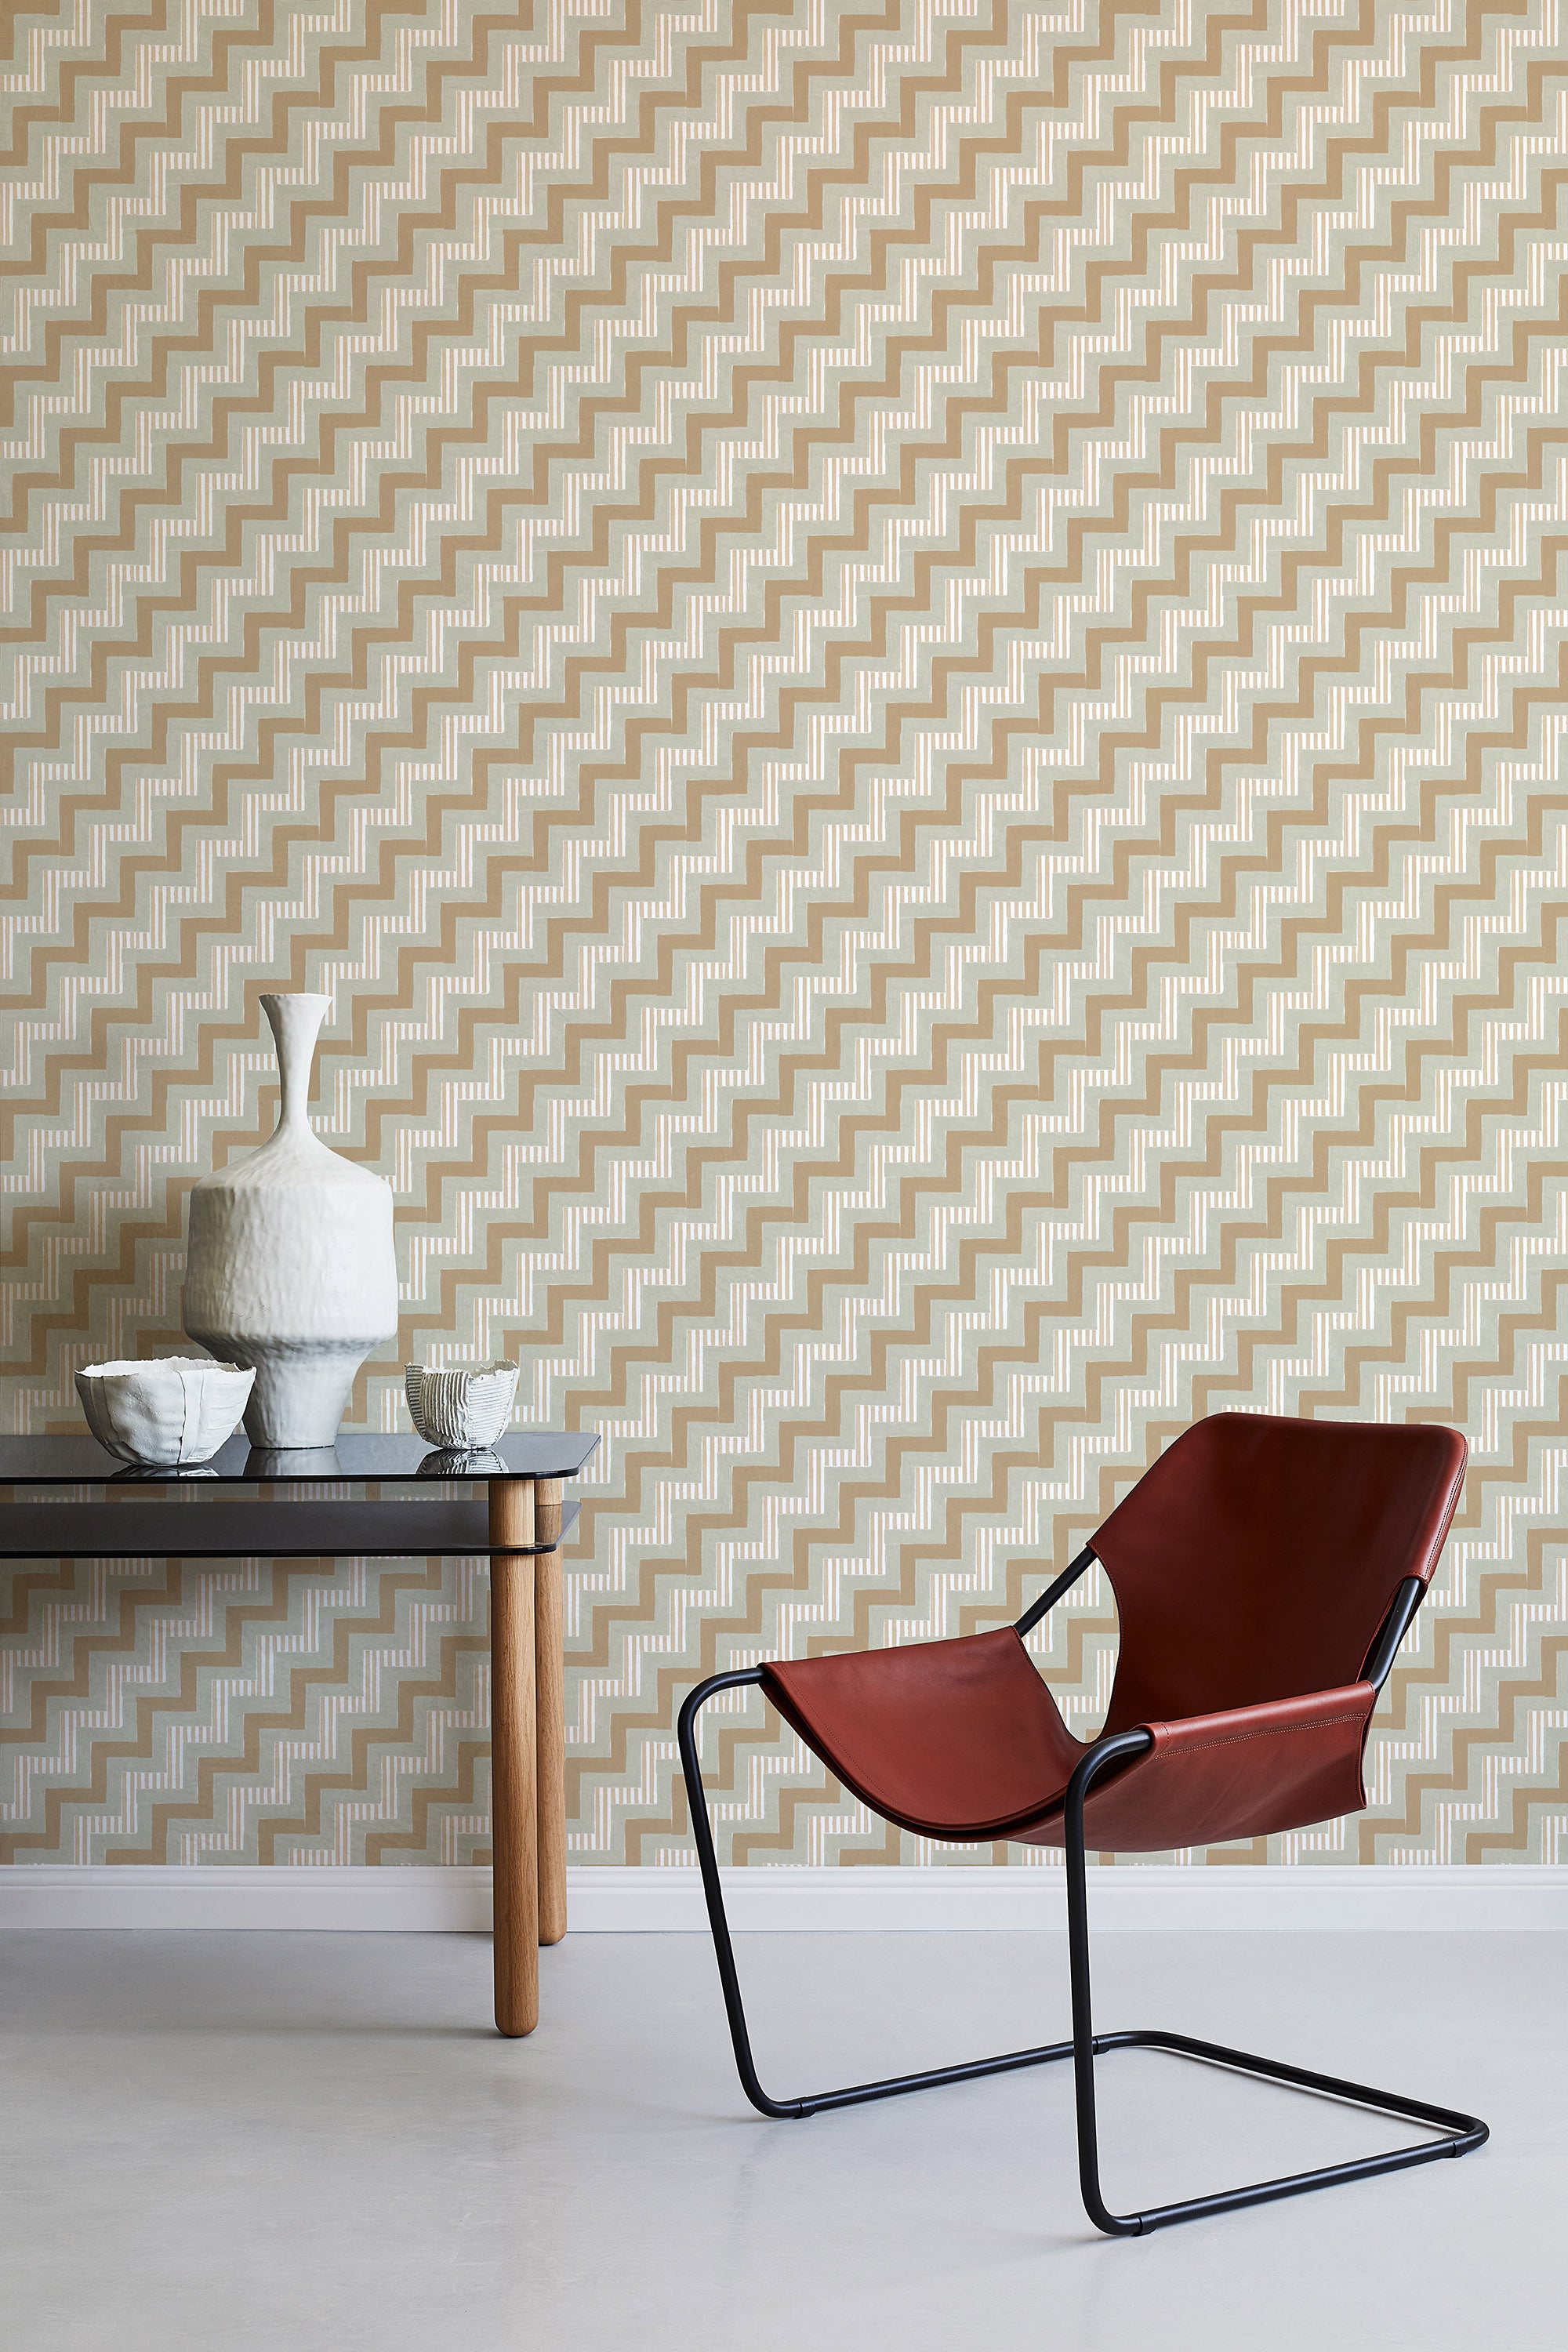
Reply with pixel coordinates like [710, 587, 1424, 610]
[0, 1497, 579, 1560]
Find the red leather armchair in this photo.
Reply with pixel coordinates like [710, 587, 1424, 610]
[677, 1412, 1488, 2236]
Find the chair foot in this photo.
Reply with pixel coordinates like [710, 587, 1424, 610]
[1076, 2028, 1488, 2237]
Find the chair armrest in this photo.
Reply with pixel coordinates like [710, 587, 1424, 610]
[1073, 1682, 1381, 1853]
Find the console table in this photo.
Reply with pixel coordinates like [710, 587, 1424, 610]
[0, 1430, 599, 2038]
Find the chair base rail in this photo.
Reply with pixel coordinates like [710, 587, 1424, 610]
[751, 2026, 1485, 2236]
[677, 1670, 1490, 2240]
[1067, 2028, 1485, 2236]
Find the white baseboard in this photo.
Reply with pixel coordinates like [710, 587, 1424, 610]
[0, 1863, 1563, 1933]
[0, 1865, 495, 1933]
[567, 1863, 1568, 1933]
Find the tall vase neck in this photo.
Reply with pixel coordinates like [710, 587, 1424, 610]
[260, 993, 333, 1138]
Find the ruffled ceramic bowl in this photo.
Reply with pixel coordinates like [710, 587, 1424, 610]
[76, 1357, 255, 1468]
[405, 1362, 520, 1450]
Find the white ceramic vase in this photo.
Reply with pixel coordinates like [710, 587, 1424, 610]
[182, 994, 398, 1448]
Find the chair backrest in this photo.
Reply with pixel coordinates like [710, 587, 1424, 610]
[1092, 1412, 1466, 1734]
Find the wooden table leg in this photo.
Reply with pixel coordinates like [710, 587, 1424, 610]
[489, 1479, 538, 2038]
[535, 1478, 567, 1946]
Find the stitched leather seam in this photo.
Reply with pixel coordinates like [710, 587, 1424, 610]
[1163, 1710, 1368, 1755]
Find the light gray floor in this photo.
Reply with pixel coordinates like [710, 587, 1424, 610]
[0, 1928, 1556, 2352]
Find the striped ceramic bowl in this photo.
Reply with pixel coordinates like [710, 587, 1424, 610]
[404, 1361, 520, 1450]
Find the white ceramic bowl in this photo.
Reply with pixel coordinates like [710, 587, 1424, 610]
[405, 1362, 520, 1450]
[75, 1357, 255, 1467]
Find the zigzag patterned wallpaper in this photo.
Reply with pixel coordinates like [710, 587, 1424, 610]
[2, 0, 1565, 1872]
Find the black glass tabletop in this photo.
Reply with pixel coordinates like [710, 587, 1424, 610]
[0, 1431, 599, 1486]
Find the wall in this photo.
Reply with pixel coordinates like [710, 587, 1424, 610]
[2, 1, 1564, 1871]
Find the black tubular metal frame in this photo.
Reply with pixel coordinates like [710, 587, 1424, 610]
[675, 1557, 1488, 2238]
